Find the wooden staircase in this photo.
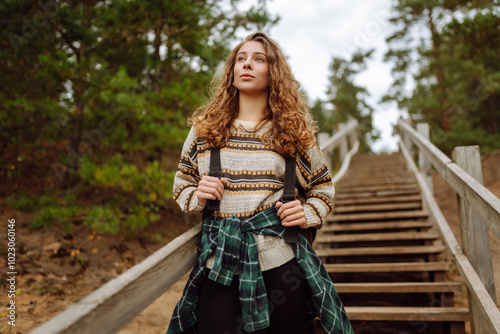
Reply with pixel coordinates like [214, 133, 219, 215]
[314, 153, 469, 334]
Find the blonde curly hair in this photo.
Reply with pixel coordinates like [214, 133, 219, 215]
[190, 32, 318, 157]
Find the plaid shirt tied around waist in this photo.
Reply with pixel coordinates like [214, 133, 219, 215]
[166, 206, 353, 334]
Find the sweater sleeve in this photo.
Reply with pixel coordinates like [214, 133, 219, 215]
[298, 143, 335, 229]
[172, 127, 205, 213]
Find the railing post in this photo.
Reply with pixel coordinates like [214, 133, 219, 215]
[416, 123, 433, 194]
[349, 127, 357, 152]
[318, 132, 333, 172]
[399, 118, 414, 162]
[338, 123, 348, 162]
[452, 146, 497, 334]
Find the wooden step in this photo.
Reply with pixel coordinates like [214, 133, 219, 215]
[344, 306, 469, 321]
[335, 189, 420, 200]
[321, 220, 433, 232]
[340, 178, 415, 187]
[348, 162, 405, 169]
[347, 165, 407, 172]
[324, 262, 452, 274]
[315, 245, 446, 257]
[316, 232, 439, 243]
[339, 183, 419, 194]
[329, 210, 428, 222]
[334, 202, 422, 213]
[334, 282, 463, 294]
[334, 194, 422, 206]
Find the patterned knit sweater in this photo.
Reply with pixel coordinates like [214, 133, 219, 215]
[173, 119, 335, 271]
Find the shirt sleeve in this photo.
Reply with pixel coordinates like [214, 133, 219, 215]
[298, 143, 335, 228]
[172, 127, 205, 213]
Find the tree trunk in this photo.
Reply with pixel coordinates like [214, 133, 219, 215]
[66, 0, 90, 188]
[427, 6, 450, 131]
[153, 12, 164, 93]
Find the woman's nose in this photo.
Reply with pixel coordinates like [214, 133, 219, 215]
[243, 60, 252, 69]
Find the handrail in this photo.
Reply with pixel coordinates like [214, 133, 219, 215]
[318, 119, 360, 183]
[397, 118, 500, 334]
[29, 120, 360, 334]
[319, 119, 359, 156]
[331, 140, 359, 185]
[398, 119, 500, 238]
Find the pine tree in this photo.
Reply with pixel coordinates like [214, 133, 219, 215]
[383, 0, 499, 153]
[321, 50, 379, 152]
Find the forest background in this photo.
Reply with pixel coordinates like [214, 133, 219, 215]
[0, 0, 499, 330]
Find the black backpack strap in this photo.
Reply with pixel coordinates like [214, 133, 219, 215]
[203, 147, 222, 218]
[282, 156, 300, 244]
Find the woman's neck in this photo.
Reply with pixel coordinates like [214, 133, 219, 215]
[237, 91, 269, 122]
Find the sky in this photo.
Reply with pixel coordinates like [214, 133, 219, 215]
[234, 0, 402, 152]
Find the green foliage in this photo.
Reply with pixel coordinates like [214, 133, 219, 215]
[64, 192, 77, 205]
[79, 154, 175, 203]
[84, 206, 120, 235]
[316, 50, 380, 152]
[0, 0, 277, 235]
[384, 0, 500, 154]
[5, 193, 38, 213]
[32, 206, 80, 229]
[38, 195, 59, 208]
[78, 154, 176, 234]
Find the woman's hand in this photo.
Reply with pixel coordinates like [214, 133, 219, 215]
[276, 200, 307, 229]
[197, 176, 227, 207]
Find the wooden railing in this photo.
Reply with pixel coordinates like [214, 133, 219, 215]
[29, 120, 360, 334]
[318, 119, 360, 184]
[397, 118, 500, 334]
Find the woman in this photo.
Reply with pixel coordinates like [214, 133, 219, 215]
[167, 32, 352, 334]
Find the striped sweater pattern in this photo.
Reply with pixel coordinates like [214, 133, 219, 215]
[173, 120, 335, 270]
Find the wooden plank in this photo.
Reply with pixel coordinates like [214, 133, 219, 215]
[344, 171, 408, 178]
[319, 119, 358, 154]
[400, 140, 500, 333]
[417, 123, 433, 193]
[445, 162, 500, 239]
[319, 120, 359, 183]
[324, 262, 451, 273]
[454, 253, 500, 334]
[398, 118, 500, 239]
[338, 183, 419, 194]
[316, 231, 439, 243]
[334, 194, 422, 206]
[334, 282, 463, 294]
[398, 118, 451, 176]
[331, 140, 360, 185]
[321, 220, 432, 232]
[334, 202, 421, 213]
[329, 210, 428, 222]
[453, 146, 497, 334]
[340, 178, 415, 187]
[345, 306, 469, 322]
[334, 189, 420, 200]
[29, 224, 202, 334]
[315, 245, 446, 257]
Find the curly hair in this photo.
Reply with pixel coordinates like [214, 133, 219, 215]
[190, 32, 318, 157]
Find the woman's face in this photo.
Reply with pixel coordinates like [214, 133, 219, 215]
[233, 41, 269, 96]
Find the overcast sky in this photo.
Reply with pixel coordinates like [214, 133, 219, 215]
[234, 0, 402, 152]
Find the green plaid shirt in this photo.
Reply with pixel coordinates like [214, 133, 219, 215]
[166, 207, 353, 334]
